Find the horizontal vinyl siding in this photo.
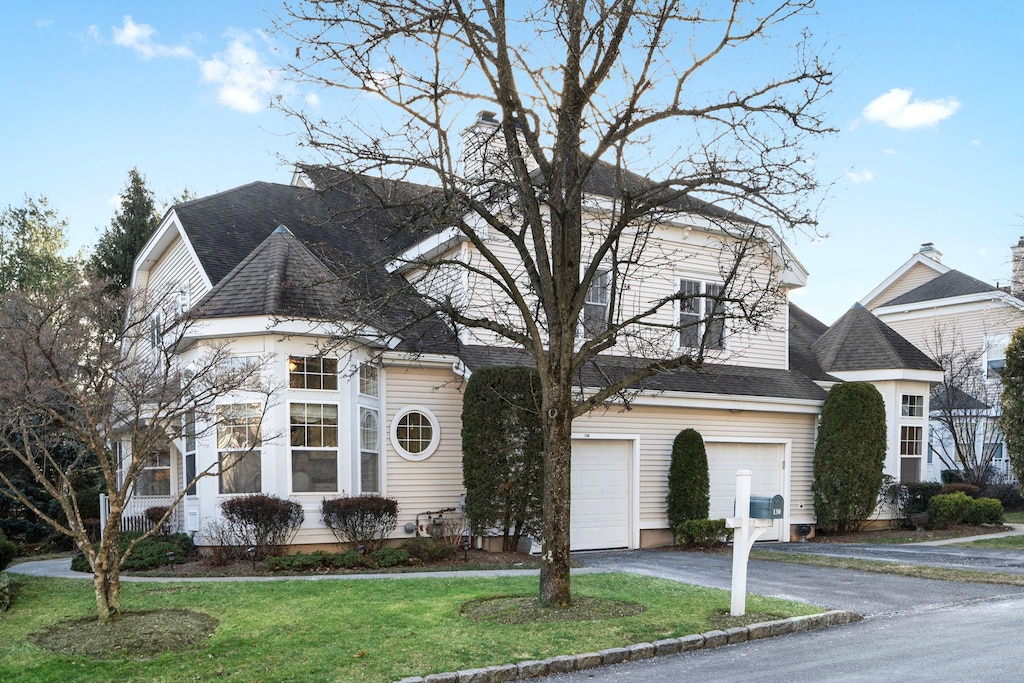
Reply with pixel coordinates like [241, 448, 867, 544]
[384, 366, 467, 535]
[146, 234, 209, 308]
[572, 404, 818, 527]
[865, 262, 942, 310]
[881, 303, 1024, 357]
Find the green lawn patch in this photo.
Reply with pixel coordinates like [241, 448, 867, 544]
[1003, 511, 1024, 524]
[954, 535, 1024, 550]
[751, 549, 1024, 586]
[0, 573, 819, 682]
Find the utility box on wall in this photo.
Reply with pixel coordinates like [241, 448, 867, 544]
[748, 495, 784, 520]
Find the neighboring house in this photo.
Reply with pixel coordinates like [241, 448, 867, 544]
[117, 114, 942, 550]
[862, 243, 1024, 484]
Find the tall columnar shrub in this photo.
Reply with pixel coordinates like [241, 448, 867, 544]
[220, 494, 304, 559]
[666, 428, 710, 533]
[812, 382, 887, 532]
[1001, 327, 1024, 483]
[462, 366, 544, 552]
[321, 496, 399, 554]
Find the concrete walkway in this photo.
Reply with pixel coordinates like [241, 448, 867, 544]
[910, 522, 1024, 546]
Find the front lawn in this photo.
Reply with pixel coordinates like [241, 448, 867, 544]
[0, 573, 819, 682]
[954, 535, 1024, 550]
[1004, 511, 1024, 524]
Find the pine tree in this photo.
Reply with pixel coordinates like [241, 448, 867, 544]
[91, 168, 160, 289]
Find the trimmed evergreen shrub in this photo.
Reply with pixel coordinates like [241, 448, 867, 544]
[980, 483, 1024, 511]
[812, 382, 887, 532]
[145, 506, 171, 533]
[928, 492, 973, 529]
[674, 519, 733, 548]
[221, 494, 304, 559]
[70, 531, 195, 573]
[321, 496, 398, 554]
[905, 482, 943, 515]
[964, 497, 1004, 525]
[941, 483, 981, 498]
[0, 573, 10, 612]
[400, 536, 456, 562]
[666, 429, 710, 533]
[462, 366, 544, 552]
[940, 469, 965, 484]
[1001, 327, 1024, 483]
[0, 529, 17, 570]
[369, 547, 411, 568]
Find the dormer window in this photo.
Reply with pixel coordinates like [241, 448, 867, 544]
[678, 279, 725, 351]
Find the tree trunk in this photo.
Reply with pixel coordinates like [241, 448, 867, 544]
[539, 381, 574, 607]
[92, 519, 123, 624]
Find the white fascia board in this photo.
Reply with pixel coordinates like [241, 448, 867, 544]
[181, 316, 400, 348]
[828, 368, 945, 383]
[385, 226, 466, 274]
[858, 253, 949, 308]
[608, 390, 823, 414]
[290, 167, 315, 189]
[872, 292, 1024, 321]
[379, 351, 465, 370]
[131, 210, 213, 291]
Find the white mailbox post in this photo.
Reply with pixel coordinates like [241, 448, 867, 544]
[725, 469, 779, 616]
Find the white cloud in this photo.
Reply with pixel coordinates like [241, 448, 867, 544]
[862, 88, 960, 130]
[200, 31, 280, 113]
[971, 139, 982, 146]
[882, 148, 896, 155]
[847, 169, 875, 184]
[305, 92, 321, 108]
[35, 18, 54, 29]
[113, 16, 193, 60]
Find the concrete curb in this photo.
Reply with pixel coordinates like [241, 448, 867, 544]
[393, 610, 862, 682]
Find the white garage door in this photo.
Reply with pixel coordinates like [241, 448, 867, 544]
[706, 442, 786, 542]
[571, 439, 632, 551]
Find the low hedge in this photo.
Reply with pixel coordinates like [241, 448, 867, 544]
[674, 518, 734, 548]
[400, 536, 456, 562]
[941, 483, 981, 498]
[928, 492, 1004, 529]
[265, 548, 412, 572]
[0, 573, 10, 612]
[70, 532, 196, 573]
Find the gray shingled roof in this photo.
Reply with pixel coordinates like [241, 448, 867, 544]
[882, 269, 998, 307]
[173, 180, 456, 353]
[787, 303, 839, 382]
[811, 304, 941, 373]
[459, 345, 827, 402]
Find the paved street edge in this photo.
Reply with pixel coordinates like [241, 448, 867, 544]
[393, 609, 862, 683]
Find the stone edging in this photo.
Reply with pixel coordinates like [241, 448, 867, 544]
[394, 610, 861, 683]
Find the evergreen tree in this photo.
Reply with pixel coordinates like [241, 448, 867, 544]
[812, 382, 887, 532]
[0, 195, 78, 293]
[1000, 327, 1024, 483]
[666, 429, 710, 532]
[462, 366, 544, 552]
[90, 168, 160, 289]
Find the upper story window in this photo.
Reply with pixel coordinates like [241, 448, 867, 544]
[218, 355, 262, 392]
[582, 269, 611, 339]
[678, 279, 725, 351]
[359, 363, 379, 397]
[289, 356, 338, 390]
[985, 334, 1010, 379]
[149, 311, 164, 363]
[901, 394, 924, 417]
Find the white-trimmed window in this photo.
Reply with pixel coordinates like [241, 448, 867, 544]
[290, 403, 339, 493]
[288, 356, 338, 390]
[582, 269, 611, 339]
[175, 284, 190, 318]
[677, 278, 725, 350]
[900, 426, 923, 483]
[901, 394, 924, 417]
[391, 406, 440, 461]
[985, 334, 1010, 379]
[149, 311, 164, 363]
[218, 355, 262, 391]
[137, 441, 171, 496]
[217, 403, 262, 494]
[360, 406, 381, 494]
[183, 411, 197, 496]
[359, 363, 379, 397]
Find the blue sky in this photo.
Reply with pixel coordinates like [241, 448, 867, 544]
[2, 2, 1022, 324]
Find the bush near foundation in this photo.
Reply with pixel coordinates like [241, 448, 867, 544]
[928, 492, 974, 529]
[0, 529, 16, 570]
[666, 429, 710, 532]
[964, 497, 1004, 525]
[941, 483, 981, 498]
[70, 532, 195, 572]
[400, 536, 456, 562]
[674, 519, 733, 548]
[221, 494, 304, 559]
[321, 496, 398, 554]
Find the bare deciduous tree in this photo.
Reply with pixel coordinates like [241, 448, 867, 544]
[0, 280, 275, 623]
[275, 0, 832, 605]
[926, 324, 1003, 486]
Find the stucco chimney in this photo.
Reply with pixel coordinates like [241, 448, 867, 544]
[918, 242, 943, 263]
[1012, 236, 1024, 299]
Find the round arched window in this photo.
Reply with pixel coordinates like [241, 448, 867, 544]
[391, 406, 441, 461]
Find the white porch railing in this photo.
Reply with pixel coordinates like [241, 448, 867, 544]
[99, 494, 182, 536]
[989, 459, 1019, 485]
